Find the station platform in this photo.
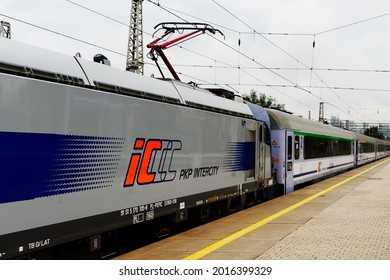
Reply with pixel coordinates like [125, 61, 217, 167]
[114, 157, 390, 260]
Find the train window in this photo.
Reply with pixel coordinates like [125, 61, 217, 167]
[360, 142, 375, 154]
[264, 127, 270, 145]
[259, 125, 263, 143]
[287, 136, 292, 160]
[304, 136, 352, 159]
[294, 136, 300, 160]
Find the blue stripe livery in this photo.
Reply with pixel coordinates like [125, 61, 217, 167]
[223, 142, 255, 172]
[0, 131, 125, 204]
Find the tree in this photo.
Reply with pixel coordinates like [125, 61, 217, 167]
[243, 89, 285, 110]
[364, 126, 384, 139]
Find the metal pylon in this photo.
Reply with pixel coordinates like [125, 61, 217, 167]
[126, 0, 144, 74]
[319, 102, 324, 123]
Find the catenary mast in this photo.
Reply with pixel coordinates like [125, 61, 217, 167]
[126, 0, 144, 74]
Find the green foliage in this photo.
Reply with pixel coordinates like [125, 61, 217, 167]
[243, 89, 285, 110]
[364, 126, 384, 139]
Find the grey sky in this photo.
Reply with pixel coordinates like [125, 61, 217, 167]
[2, 0, 390, 123]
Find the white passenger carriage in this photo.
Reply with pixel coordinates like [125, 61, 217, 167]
[353, 132, 378, 166]
[267, 109, 356, 194]
[376, 138, 390, 159]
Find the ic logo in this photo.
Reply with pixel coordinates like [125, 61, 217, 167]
[124, 138, 182, 187]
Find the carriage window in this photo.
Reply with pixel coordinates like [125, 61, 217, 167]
[294, 136, 300, 160]
[360, 142, 375, 153]
[304, 136, 352, 159]
[287, 136, 292, 160]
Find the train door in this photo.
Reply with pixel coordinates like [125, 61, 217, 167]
[256, 122, 265, 183]
[245, 122, 256, 181]
[354, 140, 358, 168]
[285, 130, 294, 193]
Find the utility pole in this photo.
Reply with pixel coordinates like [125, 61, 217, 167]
[0, 21, 11, 39]
[126, 0, 144, 74]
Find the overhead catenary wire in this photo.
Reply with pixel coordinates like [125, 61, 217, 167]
[64, 0, 157, 40]
[145, 0, 317, 110]
[257, 84, 390, 93]
[235, 11, 390, 37]
[210, 0, 364, 121]
[62, 0, 390, 120]
[7, 0, 387, 122]
[65, 0, 129, 26]
[315, 11, 390, 36]
[150, 0, 390, 121]
[148, 0, 390, 121]
[210, 0, 356, 108]
[176, 46, 316, 110]
[0, 13, 126, 57]
[171, 64, 390, 73]
[147, 1, 316, 95]
[145, 0, 240, 34]
[146, 0, 390, 38]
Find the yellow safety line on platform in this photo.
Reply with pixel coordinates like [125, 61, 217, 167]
[182, 158, 390, 260]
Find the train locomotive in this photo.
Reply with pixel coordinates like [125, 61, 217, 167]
[0, 38, 389, 259]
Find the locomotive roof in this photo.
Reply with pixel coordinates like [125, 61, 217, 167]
[266, 109, 355, 140]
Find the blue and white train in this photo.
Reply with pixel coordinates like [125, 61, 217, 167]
[267, 109, 390, 194]
[0, 38, 388, 259]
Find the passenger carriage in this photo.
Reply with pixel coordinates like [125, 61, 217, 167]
[376, 139, 390, 159]
[266, 109, 356, 194]
[353, 132, 378, 166]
